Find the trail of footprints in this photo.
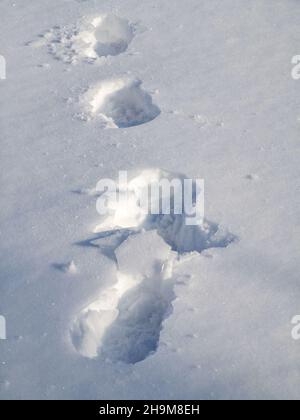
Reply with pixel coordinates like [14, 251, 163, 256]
[31, 12, 235, 363]
[30, 13, 160, 129]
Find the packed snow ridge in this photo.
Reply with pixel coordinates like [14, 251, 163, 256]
[71, 169, 236, 363]
[30, 14, 135, 63]
[84, 78, 161, 128]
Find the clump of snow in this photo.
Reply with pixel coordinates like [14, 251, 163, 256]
[66, 261, 78, 275]
[53, 260, 78, 275]
[84, 78, 161, 128]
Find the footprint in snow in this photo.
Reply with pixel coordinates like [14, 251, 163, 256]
[82, 77, 161, 128]
[29, 14, 135, 64]
[71, 169, 236, 364]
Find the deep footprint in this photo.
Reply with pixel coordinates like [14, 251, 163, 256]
[71, 231, 173, 360]
[71, 169, 236, 364]
[30, 14, 135, 63]
[84, 78, 161, 128]
[91, 15, 134, 58]
[101, 272, 176, 364]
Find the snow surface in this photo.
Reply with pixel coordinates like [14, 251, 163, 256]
[1, 0, 300, 400]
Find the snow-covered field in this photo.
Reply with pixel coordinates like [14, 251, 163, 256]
[1, 0, 300, 400]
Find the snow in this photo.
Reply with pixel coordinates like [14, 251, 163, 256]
[1, 0, 300, 400]
[71, 231, 173, 361]
[84, 78, 161, 128]
[31, 13, 135, 64]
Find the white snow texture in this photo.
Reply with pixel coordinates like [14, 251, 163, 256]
[1, 0, 300, 401]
